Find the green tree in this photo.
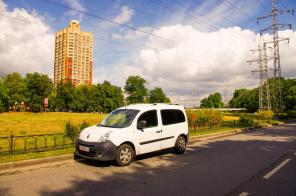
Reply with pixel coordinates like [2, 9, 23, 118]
[200, 92, 223, 108]
[70, 85, 91, 112]
[124, 76, 148, 104]
[283, 78, 296, 111]
[25, 73, 52, 112]
[3, 72, 27, 108]
[229, 88, 259, 112]
[148, 87, 170, 103]
[0, 82, 9, 112]
[96, 81, 124, 113]
[55, 80, 75, 111]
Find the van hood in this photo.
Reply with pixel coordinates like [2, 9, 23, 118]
[79, 125, 119, 142]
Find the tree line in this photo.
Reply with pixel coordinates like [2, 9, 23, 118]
[0, 73, 170, 113]
[199, 78, 296, 113]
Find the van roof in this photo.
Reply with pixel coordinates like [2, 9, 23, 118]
[118, 103, 184, 111]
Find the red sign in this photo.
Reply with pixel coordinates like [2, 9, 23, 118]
[44, 97, 48, 108]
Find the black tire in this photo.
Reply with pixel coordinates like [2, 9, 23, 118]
[115, 144, 134, 166]
[174, 136, 187, 154]
[74, 152, 82, 161]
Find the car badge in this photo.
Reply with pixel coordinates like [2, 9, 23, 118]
[87, 134, 90, 139]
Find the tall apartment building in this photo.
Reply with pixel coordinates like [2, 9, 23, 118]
[54, 20, 93, 86]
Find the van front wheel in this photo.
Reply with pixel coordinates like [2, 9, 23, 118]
[115, 144, 134, 166]
[174, 136, 186, 154]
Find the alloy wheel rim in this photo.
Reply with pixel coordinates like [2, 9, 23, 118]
[178, 138, 186, 150]
[119, 147, 132, 163]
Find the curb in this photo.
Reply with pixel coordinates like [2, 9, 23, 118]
[0, 124, 275, 174]
[188, 126, 263, 144]
[0, 154, 73, 173]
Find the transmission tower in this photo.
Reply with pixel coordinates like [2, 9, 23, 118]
[223, 83, 231, 108]
[247, 39, 271, 111]
[257, 0, 294, 112]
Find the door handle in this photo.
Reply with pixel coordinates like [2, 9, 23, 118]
[156, 130, 162, 133]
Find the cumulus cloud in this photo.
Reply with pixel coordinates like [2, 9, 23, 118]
[0, 0, 54, 77]
[103, 25, 296, 107]
[113, 6, 134, 24]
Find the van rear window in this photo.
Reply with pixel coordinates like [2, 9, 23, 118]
[161, 109, 185, 125]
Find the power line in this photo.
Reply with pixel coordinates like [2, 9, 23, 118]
[257, 0, 294, 112]
[0, 14, 144, 51]
[41, 0, 174, 43]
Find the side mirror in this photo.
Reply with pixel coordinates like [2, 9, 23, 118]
[137, 120, 147, 130]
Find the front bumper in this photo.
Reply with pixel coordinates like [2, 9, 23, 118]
[75, 139, 117, 161]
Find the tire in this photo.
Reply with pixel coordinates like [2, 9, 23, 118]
[74, 153, 82, 161]
[115, 144, 134, 166]
[174, 136, 187, 154]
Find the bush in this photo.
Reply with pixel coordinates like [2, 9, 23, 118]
[186, 109, 223, 130]
[258, 110, 274, 120]
[64, 121, 79, 139]
[80, 121, 90, 131]
[287, 110, 296, 119]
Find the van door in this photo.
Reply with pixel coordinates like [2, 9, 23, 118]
[160, 109, 186, 149]
[136, 110, 163, 154]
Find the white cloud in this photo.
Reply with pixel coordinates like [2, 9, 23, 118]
[113, 6, 134, 24]
[0, 0, 54, 77]
[64, 0, 85, 21]
[112, 27, 152, 40]
[102, 25, 296, 107]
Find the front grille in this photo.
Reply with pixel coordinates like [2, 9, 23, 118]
[78, 149, 96, 157]
[77, 139, 98, 158]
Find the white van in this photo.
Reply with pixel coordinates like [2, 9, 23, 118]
[75, 104, 188, 166]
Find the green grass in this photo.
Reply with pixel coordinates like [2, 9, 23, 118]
[0, 112, 107, 137]
[0, 147, 75, 163]
[189, 126, 249, 138]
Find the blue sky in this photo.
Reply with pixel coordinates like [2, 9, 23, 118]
[1, 0, 296, 106]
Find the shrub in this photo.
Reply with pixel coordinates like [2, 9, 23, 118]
[64, 121, 79, 139]
[287, 110, 296, 119]
[258, 110, 274, 120]
[80, 121, 90, 131]
[186, 109, 223, 130]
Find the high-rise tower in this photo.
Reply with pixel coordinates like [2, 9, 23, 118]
[54, 20, 93, 86]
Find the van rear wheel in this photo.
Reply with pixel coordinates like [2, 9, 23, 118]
[174, 136, 186, 154]
[115, 144, 134, 166]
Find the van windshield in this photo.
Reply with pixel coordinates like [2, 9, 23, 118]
[99, 109, 140, 128]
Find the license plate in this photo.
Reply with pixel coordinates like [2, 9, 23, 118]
[79, 145, 89, 152]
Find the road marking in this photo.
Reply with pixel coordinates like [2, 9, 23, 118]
[294, 152, 296, 155]
[263, 158, 291, 179]
[238, 192, 249, 196]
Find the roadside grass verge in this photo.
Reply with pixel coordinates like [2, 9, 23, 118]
[189, 126, 251, 138]
[0, 147, 74, 164]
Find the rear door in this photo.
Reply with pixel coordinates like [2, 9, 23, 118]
[160, 109, 186, 149]
[135, 110, 163, 154]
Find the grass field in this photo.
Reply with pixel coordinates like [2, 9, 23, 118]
[0, 112, 107, 137]
[222, 115, 240, 121]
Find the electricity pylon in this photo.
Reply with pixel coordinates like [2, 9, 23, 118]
[247, 39, 271, 111]
[257, 0, 294, 112]
[223, 83, 231, 108]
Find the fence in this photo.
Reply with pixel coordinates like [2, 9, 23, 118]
[0, 118, 254, 156]
[190, 118, 254, 131]
[0, 133, 78, 156]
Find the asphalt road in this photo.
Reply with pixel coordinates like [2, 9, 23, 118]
[1, 123, 296, 196]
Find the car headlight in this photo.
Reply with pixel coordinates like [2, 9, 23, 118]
[98, 132, 111, 143]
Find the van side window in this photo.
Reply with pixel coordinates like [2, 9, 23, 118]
[137, 110, 158, 129]
[161, 109, 185, 125]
